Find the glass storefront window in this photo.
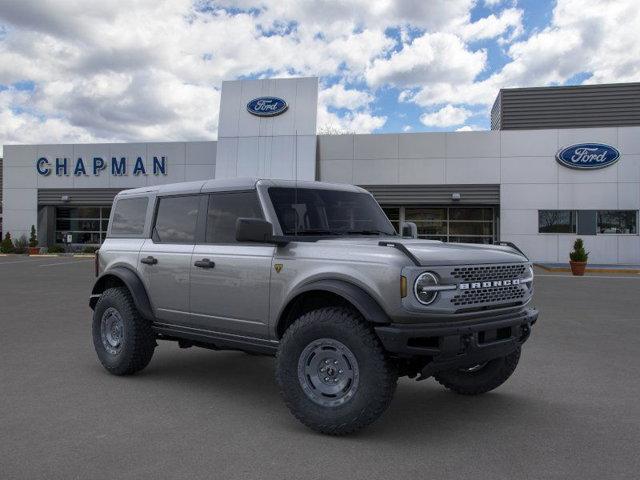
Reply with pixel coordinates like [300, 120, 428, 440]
[449, 208, 493, 221]
[55, 206, 112, 246]
[383, 205, 496, 244]
[538, 210, 638, 235]
[448, 236, 494, 244]
[597, 210, 638, 234]
[538, 210, 576, 233]
[405, 208, 446, 222]
[448, 222, 493, 236]
[56, 207, 101, 219]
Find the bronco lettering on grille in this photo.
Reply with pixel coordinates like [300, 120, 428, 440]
[459, 278, 521, 290]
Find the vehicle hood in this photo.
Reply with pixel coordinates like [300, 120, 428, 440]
[315, 237, 528, 266]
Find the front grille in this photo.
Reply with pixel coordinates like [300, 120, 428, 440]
[451, 285, 525, 307]
[451, 264, 526, 283]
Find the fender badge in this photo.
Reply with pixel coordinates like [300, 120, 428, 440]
[274, 263, 283, 273]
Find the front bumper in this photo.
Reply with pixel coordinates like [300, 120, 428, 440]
[375, 307, 538, 377]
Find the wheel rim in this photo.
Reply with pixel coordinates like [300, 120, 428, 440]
[297, 338, 360, 407]
[101, 307, 124, 355]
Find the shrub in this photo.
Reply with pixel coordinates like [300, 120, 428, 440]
[1, 233, 15, 253]
[48, 245, 66, 254]
[13, 235, 29, 254]
[82, 246, 99, 254]
[569, 238, 589, 262]
[29, 225, 38, 248]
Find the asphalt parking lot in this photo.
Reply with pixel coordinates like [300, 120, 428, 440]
[1, 256, 639, 479]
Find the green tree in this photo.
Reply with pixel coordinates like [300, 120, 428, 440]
[1, 232, 15, 253]
[29, 225, 38, 248]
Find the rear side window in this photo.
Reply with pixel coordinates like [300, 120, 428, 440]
[153, 195, 200, 244]
[110, 197, 148, 236]
[206, 192, 263, 243]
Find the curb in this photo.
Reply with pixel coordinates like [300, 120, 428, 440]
[534, 263, 640, 275]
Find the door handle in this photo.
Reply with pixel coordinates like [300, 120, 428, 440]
[141, 256, 158, 265]
[194, 258, 215, 269]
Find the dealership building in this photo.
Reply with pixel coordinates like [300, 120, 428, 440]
[1, 78, 639, 264]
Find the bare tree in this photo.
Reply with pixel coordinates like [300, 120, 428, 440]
[317, 123, 355, 135]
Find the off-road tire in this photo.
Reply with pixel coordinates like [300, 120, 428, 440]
[433, 348, 521, 395]
[92, 287, 156, 375]
[276, 307, 397, 435]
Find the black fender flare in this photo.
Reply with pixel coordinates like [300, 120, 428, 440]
[280, 279, 389, 325]
[90, 266, 154, 321]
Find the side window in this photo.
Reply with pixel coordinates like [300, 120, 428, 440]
[110, 197, 148, 236]
[206, 192, 263, 243]
[153, 195, 200, 244]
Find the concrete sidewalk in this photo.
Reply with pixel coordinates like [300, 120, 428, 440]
[535, 262, 640, 274]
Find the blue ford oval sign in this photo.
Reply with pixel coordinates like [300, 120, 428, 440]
[247, 97, 288, 117]
[556, 143, 620, 170]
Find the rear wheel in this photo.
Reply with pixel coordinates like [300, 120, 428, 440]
[92, 287, 156, 375]
[433, 348, 521, 395]
[276, 307, 397, 435]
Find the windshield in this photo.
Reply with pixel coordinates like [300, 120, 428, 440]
[268, 187, 397, 236]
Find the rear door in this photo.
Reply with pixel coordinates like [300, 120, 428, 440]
[139, 194, 201, 325]
[189, 191, 274, 338]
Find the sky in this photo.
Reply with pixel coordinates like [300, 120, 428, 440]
[0, 0, 638, 154]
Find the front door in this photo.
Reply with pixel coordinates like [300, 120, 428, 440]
[139, 194, 201, 325]
[189, 191, 274, 339]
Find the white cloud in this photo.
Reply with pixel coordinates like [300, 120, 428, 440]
[456, 125, 484, 131]
[213, 0, 475, 33]
[484, 0, 506, 7]
[317, 105, 386, 134]
[420, 105, 472, 127]
[319, 84, 373, 110]
[402, 125, 413, 132]
[0, 0, 638, 147]
[366, 32, 486, 88]
[404, 0, 640, 110]
[0, 87, 102, 146]
[459, 7, 523, 42]
[317, 82, 384, 133]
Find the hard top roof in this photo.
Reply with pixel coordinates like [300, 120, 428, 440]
[115, 178, 366, 198]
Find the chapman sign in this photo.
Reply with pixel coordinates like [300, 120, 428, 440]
[556, 143, 620, 170]
[36, 156, 168, 176]
[246, 97, 288, 117]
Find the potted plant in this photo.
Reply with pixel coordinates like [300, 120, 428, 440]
[28, 225, 40, 255]
[569, 238, 589, 276]
[1, 232, 15, 253]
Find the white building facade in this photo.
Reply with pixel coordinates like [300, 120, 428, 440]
[2, 77, 639, 264]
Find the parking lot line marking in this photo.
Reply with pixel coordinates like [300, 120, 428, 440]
[38, 260, 93, 267]
[0, 258, 51, 265]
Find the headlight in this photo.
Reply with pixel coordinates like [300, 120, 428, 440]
[524, 265, 534, 290]
[414, 272, 439, 305]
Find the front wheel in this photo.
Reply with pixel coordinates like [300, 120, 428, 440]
[276, 307, 397, 435]
[433, 348, 521, 395]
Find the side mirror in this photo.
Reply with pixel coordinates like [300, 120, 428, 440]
[401, 222, 418, 239]
[236, 218, 275, 243]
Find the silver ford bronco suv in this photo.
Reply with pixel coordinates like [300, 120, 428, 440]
[90, 178, 537, 435]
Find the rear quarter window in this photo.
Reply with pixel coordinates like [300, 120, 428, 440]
[153, 195, 200, 244]
[110, 197, 149, 236]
